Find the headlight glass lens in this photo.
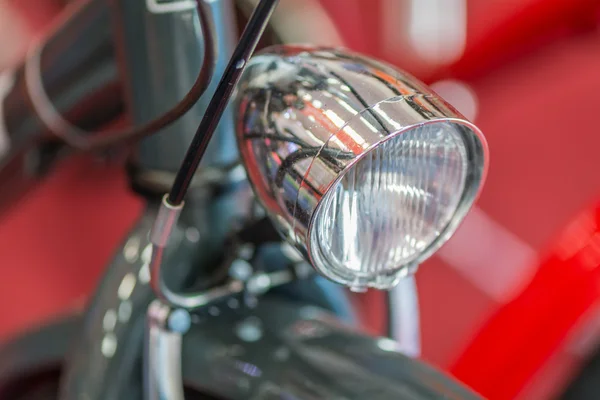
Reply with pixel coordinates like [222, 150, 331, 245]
[312, 122, 468, 283]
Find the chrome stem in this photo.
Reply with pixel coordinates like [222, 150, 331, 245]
[144, 300, 191, 400]
[389, 276, 421, 358]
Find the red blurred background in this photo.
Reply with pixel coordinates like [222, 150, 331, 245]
[2, 1, 600, 399]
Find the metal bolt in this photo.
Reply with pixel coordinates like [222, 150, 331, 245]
[228, 298, 240, 309]
[229, 259, 253, 281]
[168, 308, 192, 334]
[236, 317, 263, 342]
[238, 244, 255, 260]
[185, 227, 200, 243]
[123, 236, 140, 263]
[294, 262, 313, 279]
[246, 273, 271, 295]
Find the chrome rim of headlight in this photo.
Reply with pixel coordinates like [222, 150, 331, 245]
[235, 45, 488, 291]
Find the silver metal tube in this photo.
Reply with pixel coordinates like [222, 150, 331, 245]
[144, 300, 190, 400]
[389, 276, 421, 358]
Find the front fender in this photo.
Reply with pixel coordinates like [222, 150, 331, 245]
[181, 298, 480, 400]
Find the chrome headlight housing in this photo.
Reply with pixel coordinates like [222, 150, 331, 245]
[235, 45, 488, 291]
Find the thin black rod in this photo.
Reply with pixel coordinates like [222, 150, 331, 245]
[167, 0, 279, 205]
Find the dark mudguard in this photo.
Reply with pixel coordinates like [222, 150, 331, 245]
[0, 297, 480, 400]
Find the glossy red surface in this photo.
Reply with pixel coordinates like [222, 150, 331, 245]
[0, 156, 143, 343]
[452, 204, 600, 399]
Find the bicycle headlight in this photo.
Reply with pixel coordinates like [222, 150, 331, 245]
[235, 46, 488, 291]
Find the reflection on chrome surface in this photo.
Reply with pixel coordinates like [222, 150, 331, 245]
[236, 45, 487, 289]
